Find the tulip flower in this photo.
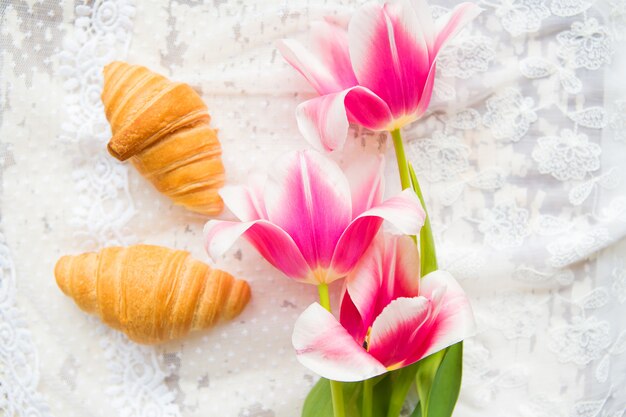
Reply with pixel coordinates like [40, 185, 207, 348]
[292, 233, 475, 381]
[278, 0, 482, 152]
[204, 150, 425, 285]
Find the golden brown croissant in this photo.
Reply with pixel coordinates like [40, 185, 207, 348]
[55, 245, 251, 344]
[101, 61, 225, 215]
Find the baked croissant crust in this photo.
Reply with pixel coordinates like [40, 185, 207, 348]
[101, 61, 225, 215]
[55, 245, 251, 344]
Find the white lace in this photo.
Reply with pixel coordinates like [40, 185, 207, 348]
[58, 1, 180, 416]
[0, 234, 52, 417]
[1, 0, 625, 416]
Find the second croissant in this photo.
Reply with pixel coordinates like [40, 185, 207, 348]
[55, 245, 251, 344]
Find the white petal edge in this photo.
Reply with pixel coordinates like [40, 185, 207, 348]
[419, 270, 477, 358]
[293, 303, 388, 381]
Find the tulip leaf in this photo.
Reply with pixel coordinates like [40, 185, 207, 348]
[410, 402, 423, 417]
[384, 362, 420, 417]
[408, 163, 437, 275]
[371, 374, 393, 417]
[415, 342, 463, 417]
[302, 378, 361, 417]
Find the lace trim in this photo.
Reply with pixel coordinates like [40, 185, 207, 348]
[59, 1, 180, 415]
[0, 233, 53, 417]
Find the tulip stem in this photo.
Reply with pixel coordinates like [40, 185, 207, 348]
[317, 283, 331, 312]
[390, 129, 411, 190]
[330, 380, 346, 417]
[317, 283, 346, 417]
[363, 378, 373, 417]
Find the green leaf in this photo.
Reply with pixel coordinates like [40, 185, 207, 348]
[410, 402, 422, 417]
[385, 362, 420, 417]
[302, 378, 361, 417]
[302, 378, 333, 417]
[427, 342, 463, 417]
[415, 342, 464, 417]
[371, 374, 393, 417]
[408, 163, 437, 275]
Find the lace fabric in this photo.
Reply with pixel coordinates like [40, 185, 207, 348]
[1, 0, 625, 416]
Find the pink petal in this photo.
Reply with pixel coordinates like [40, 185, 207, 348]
[344, 154, 385, 217]
[296, 87, 393, 152]
[344, 234, 420, 335]
[293, 303, 388, 381]
[433, 3, 482, 52]
[204, 219, 313, 283]
[339, 289, 369, 344]
[219, 175, 267, 222]
[414, 62, 437, 119]
[368, 271, 475, 369]
[277, 20, 356, 95]
[330, 189, 425, 278]
[263, 151, 352, 278]
[409, 0, 436, 56]
[348, 1, 431, 119]
[367, 296, 431, 369]
[417, 270, 477, 359]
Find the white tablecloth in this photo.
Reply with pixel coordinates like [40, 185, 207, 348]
[1, 0, 625, 416]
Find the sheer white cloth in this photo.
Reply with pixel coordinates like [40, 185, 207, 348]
[0, 0, 624, 416]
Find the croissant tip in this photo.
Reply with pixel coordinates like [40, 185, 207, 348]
[228, 280, 252, 320]
[106, 141, 126, 161]
[54, 255, 72, 295]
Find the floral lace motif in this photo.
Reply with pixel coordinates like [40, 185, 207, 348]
[0, 234, 52, 417]
[481, 0, 551, 36]
[408, 132, 470, 182]
[548, 316, 611, 365]
[478, 202, 530, 249]
[482, 88, 537, 142]
[438, 35, 496, 79]
[532, 129, 601, 181]
[612, 268, 626, 303]
[59, 1, 180, 416]
[486, 292, 545, 339]
[557, 18, 614, 70]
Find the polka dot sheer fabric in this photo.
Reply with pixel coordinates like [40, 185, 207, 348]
[0, 0, 625, 416]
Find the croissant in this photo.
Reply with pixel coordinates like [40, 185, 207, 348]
[55, 245, 251, 344]
[101, 61, 225, 215]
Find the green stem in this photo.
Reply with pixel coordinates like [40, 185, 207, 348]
[330, 380, 346, 417]
[391, 129, 411, 190]
[317, 283, 345, 417]
[408, 164, 438, 274]
[387, 395, 403, 417]
[317, 283, 331, 312]
[363, 378, 373, 417]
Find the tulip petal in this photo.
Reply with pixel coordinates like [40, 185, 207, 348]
[418, 270, 477, 359]
[414, 62, 437, 118]
[263, 151, 352, 275]
[368, 270, 475, 369]
[330, 189, 425, 278]
[409, 0, 436, 56]
[204, 219, 312, 282]
[277, 20, 356, 95]
[344, 154, 385, 216]
[293, 303, 388, 381]
[296, 87, 393, 152]
[219, 175, 267, 222]
[349, 1, 431, 118]
[434, 3, 482, 52]
[367, 296, 431, 369]
[339, 289, 369, 344]
[345, 234, 420, 332]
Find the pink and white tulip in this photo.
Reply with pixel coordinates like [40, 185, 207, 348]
[204, 151, 425, 285]
[278, 0, 482, 152]
[292, 233, 475, 381]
